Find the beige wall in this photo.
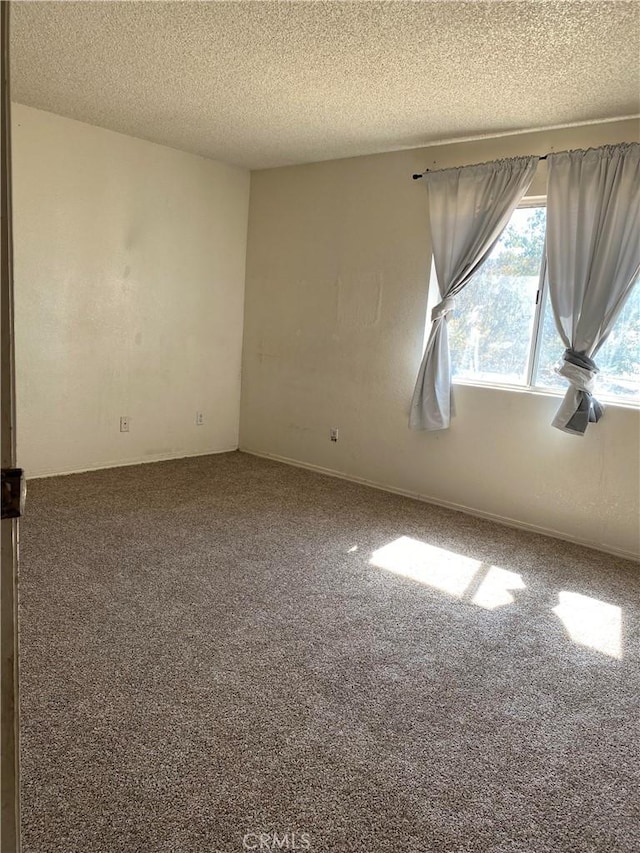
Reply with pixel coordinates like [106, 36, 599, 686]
[12, 105, 250, 477]
[241, 119, 640, 560]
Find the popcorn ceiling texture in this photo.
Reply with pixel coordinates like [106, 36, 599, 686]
[10, 0, 640, 169]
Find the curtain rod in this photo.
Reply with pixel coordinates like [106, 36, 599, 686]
[412, 154, 548, 180]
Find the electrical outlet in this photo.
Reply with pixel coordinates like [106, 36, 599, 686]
[196, 411, 204, 426]
[330, 427, 339, 442]
[119, 416, 130, 433]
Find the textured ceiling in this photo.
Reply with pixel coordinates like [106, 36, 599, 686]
[10, 0, 640, 170]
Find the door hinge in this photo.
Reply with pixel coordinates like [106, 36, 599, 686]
[1, 468, 26, 519]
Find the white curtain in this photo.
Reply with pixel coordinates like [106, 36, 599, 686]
[546, 144, 640, 435]
[409, 157, 537, 431]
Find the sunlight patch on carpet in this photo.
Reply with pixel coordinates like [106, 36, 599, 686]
[369, 538, 624, 658]
[553, 592, 622, 659]
[370, 536, 526, 609]
[471, 565, 527, 610]
[370, 536, 482, 598]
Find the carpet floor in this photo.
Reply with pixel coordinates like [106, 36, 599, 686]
[18, 451, 640, 853]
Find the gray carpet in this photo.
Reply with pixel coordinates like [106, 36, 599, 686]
[18, 451, 640, 853]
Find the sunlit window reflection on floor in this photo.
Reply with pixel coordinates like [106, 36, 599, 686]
[370, 537, 622, 659]
[471, 565, 527, 610]
[553, 592, 622, 659]
[370, 536, 483, 598]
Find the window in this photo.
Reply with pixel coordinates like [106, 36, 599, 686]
[446, 203, 640, 402]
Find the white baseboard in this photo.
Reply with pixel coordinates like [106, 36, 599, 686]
[27, 446, 239, 480]
[240, 447, 640, 563]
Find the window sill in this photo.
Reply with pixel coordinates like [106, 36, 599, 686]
[452, 378, 640, 411]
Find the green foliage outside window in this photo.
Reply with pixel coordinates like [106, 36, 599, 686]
[446, 206, 639, 400]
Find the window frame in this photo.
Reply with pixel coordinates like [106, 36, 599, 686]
[521, 196, 547, 389]
[444, 197, 640, 409]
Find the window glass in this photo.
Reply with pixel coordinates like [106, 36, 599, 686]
[443, 200, 639, 405]
[448, 207, 545, 385]
[535, 278, 640, 401]
[531, 280, 566, 392]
